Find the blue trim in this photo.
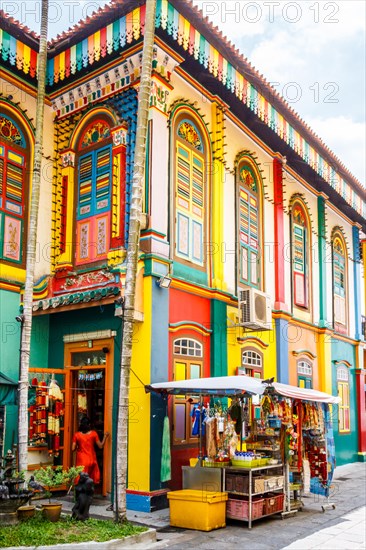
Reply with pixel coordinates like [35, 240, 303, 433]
[126, 493, 151, 512]
[150, 279, 169, 491]
[275, 317, 289, 383]
[109, 88, 138, 245]
[352, 226, 361, 340]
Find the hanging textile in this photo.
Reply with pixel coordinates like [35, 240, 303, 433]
[205, 417, 218, 458]
[191, 405, 206, 436]
[30, 380, 47, 445]
[47, 379, 64, 457]
[309, 403, 335, 496]
[160, 416, 171, 483]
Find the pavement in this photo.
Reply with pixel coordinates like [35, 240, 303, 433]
[36, 461, 365, 549]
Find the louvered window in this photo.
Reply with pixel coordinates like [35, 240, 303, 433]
[292, 204, 308, 308]
[0, 115, 26, 264]
[238, 163, 260, 287]
[75, 123, 112, 265]
[175, 119, 205, 265]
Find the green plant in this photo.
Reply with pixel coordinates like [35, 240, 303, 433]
[33, 466, 83, 503]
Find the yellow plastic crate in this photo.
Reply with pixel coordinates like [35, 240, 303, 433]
[231, 459, 260, 468]
[167, 490, 228, 531]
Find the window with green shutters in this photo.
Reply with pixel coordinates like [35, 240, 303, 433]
[175, 118, 205, 266]
[237, 163, 260, 287]
[75, 119, 112, 265]
[332, 235, 346, 327]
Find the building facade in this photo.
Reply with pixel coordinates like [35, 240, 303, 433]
[0, 0, 365, 510]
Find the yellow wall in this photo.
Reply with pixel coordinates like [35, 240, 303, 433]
[227, 305, 277, 379]
[127, 275, 152, 492]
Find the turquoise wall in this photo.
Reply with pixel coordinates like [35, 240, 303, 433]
[331, 337, 358, 464]
[30, 315, 50, 369]
[47, 304, 122, 486]
[0, 289, 21, 450]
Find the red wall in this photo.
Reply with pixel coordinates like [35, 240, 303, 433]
[168, 288, 211, 490]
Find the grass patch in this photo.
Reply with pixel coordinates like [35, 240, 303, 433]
[0, 512, 147, 548]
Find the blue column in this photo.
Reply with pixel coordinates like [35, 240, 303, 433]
[352, 226, 361, 340]
[149, 279, 169, 491]
[275, 317, 289, 383]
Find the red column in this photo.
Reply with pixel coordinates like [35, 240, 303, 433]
[355, 369, 366, 454]
[273, 156, 287, 311]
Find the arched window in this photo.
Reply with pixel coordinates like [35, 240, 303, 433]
[237, 161, 261, 287]
[75, 118, 112, 264]
[297, 360, 312, 388]
[172, 337, 203, 445]
[337, 365, 350, 432]
[238, 348, 263, 378]
[0, 113, 28, 264]
[291, 202, 309, 308]
[332, 233, 347, 328]
[174, 116, 206, 266]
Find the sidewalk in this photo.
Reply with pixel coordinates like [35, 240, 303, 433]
[44, 461, 365, 549]
[282, 505, 366, 549]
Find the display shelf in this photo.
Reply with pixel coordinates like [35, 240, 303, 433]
[226, 463, 283, 473]
[223, 463, 285, 528]
[225, 487, 284, 497]
[227, 509, 286, 523]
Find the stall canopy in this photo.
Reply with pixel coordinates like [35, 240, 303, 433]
[146, 375, 340, 404]
[146, 375, 265, 397]
[0, 372, 18, 405]
[272, 382, 340, 404]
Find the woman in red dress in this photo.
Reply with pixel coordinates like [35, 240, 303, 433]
[72, 416, 109, 484]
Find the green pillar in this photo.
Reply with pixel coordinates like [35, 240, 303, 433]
[318, 196, 327, 327]
[210, 299, 227, 377]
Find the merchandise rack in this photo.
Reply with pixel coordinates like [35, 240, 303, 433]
[223, 463, 285, 528]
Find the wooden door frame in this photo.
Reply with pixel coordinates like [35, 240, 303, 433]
[63, 339, 113, 496]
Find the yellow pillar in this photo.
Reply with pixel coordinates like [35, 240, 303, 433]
[318, 328, 333, 394]
[211, 101, 226, 290]
[128, 275, 152, 492]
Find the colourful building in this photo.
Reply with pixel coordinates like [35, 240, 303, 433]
[0, 0, 365, 511]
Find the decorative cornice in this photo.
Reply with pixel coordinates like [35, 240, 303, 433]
[169, 321, 212, 336]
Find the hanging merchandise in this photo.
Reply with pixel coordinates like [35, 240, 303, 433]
[77, 371, 88, 416]
[191, 404, 206, 436]
[29, 380, 48, 446]
[161, 415, 171, 483]
[205, 416, 219, 458]
[47, 379, 64, 457]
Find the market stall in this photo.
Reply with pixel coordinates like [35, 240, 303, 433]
[146, 375, 340, 530]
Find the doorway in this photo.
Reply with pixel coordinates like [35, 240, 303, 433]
[64, 340, 113, 496]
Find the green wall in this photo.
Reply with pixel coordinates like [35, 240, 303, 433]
[0, 289, 21, 450]
[331, 337, 358, 464]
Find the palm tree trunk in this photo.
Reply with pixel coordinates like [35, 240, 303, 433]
[18, 0, 49, 473]
[115, 0, 157, 521]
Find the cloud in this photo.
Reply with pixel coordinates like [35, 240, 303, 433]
[305, 116, 366, 185]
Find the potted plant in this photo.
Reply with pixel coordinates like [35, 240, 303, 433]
[33, 466, 83, 522]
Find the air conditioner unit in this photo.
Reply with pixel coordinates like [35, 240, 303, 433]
[238, 287, 272, 330]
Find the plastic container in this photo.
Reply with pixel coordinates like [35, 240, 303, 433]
[264, 493, 285, 515]
[227, 497, 264, 520]
[231, 459, 259, 468]
[167, 490, 228, 531]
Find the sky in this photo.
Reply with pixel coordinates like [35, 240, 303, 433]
[3, 0, 365, 185]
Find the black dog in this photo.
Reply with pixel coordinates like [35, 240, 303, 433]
[71, 472, 94, 521]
